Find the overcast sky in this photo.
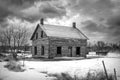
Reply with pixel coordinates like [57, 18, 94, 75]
[0, 0, 120, 43]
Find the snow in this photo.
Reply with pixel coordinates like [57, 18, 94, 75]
[0, 57, 120, 80]
[106, 52, 120, 58]
[0, 62, 55, 80]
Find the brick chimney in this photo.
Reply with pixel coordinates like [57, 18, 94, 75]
[73, 22, 76, 28]
[40, 18, 44, 25]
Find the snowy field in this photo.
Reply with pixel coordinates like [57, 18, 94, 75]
[0, 52, 120, 80]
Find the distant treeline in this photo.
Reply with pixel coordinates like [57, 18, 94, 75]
[0, 24, 30, 54]
[87, 41, 120, 52]
[0, 46, 31, 53]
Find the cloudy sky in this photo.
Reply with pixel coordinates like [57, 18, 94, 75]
[0, 0, 120, 43]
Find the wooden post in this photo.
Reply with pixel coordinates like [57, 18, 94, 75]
[114, 68, 117, 80]
[74, 74, 76, 80]
[23, 45, 25, 66]
[102, 60, 109, 80]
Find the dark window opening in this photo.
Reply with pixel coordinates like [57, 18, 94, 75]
[41, 46, 44, 55]
[36, 32, 38, 39]
[76, 47, 80, 55]
[41, 31, 43, 38]
[57, 46, 61, 54]
[34, 46, 37, 55]
[68, 46, 72, 57]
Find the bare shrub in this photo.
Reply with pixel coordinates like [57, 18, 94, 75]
[80, 70, 114, 80]
[48, 72, 74, 80]
[4, 60, 25, 72]
[49, 71, 114, 80]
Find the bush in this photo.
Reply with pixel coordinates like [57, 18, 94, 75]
[80, 70, 114, 80]
[49, 71, 114, 80]
[4, 60, 25, 72]
[48, 73, 74, 80]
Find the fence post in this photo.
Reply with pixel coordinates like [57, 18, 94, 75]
[114, 68, 117, 80]
[102, 60, 109, 80]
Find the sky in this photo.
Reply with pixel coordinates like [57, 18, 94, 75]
[0, 0, 120, 43]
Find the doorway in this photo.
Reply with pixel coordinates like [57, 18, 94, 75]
[68, 46, 72, 57]
[41, 46, 44, 55]
[76, 47, 80, 56]
[57, 46, 62, 55]
[34, 46, 37, 55]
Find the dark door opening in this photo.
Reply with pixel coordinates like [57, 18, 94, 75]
[41, 46, 44, 55]
[68, 46, 72, 57]
[34, 46, 37, 55]
[76, 47, 80, 56]
[57, 47, 61, 55]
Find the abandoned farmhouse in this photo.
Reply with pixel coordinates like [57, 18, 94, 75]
[30, 19, 88, 58]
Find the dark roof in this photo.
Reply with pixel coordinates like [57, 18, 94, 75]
[30, 24, 88, 40]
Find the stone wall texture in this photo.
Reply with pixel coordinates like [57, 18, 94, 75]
[31, 25, 87, 58]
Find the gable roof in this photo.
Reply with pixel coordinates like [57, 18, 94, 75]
[30, 24, 88, 40]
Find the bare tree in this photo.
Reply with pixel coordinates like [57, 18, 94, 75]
[0, 31, 7, 46]
[0, 24, 29, 60]
[3, 27, 13, 52]
[0, 31, 8, 52]
[13, 26, 28, 51]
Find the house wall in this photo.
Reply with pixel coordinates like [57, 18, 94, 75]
[31, 25, 49, 58]
[31, 25, 87, 58]
[49, 37, 87, 58]
[32, 38, 49, 58]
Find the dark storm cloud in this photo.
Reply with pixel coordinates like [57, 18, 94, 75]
[82, 20, 100, 32]
[0, 0, 37, 6]
[82, 20, 107, 32]
[0, 0, 39, 23]
[0, 0, 120, 42]
[0, 7, 11, 22]
[20, 1, 67, 22]
[0, 0, 67, 23]
[69, 0, 115, 19]
[82, 18, 120, 42]
[40, 2, 66, 18]
[107, 15, 120, 37]
[66, 0, 120, 42]
[107, 14, 120, 27]
[41, 4, 61, 14]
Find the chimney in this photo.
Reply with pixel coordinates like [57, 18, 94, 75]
[40, 18, 44, 25]
[73, 22, 76, 28]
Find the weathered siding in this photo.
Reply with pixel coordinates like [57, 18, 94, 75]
[32, 25, 47, 41]
[31, 25, 49, 58]
[32, 38, 49, 58]
[49, 37, 87, 58]
[31, 25, 87, 58]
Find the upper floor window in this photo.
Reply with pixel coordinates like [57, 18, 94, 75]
[36, 32, 38, 39]
[41, 31, 43, 38]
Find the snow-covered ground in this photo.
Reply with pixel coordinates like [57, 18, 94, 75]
[0, 52, 120, 80]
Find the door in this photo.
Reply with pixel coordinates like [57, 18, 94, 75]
[34, 46, 37, 55]
[76, 47, 80, 56]
[57, 47, 61, 56]
[41, 46, 44, 55]
[68, 46, 72, 57]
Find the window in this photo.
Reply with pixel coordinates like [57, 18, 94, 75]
[41, 31, 43, 38]
[76, 47, 80, 55]
[41, 46, 44, 55]
[36, 32, 38, 39]
[34, 46, 37, 55]
[57, 46, 61, 54]
[68, 46, 72, 57]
